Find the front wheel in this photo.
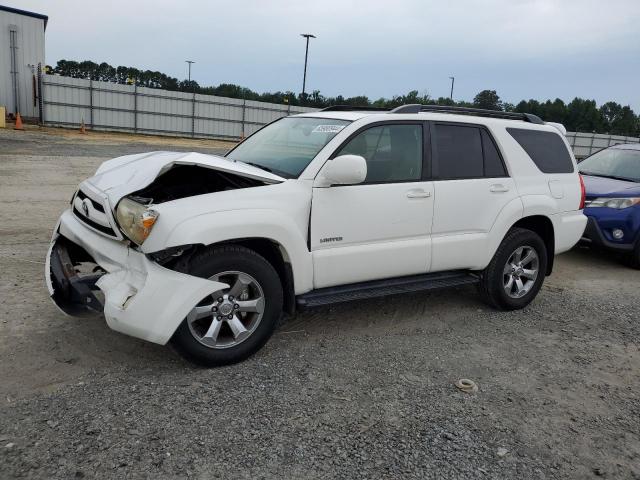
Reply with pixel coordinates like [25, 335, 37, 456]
[171, 245, 283, 367]
[626, 242, 640, 270]
[479, 228, 548, 310]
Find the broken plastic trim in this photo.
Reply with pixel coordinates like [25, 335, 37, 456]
[147, 244, 200, 267]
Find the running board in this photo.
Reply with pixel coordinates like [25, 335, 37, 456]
[296, 271, 479, 308]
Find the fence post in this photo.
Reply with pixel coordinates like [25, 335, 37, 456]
[191, 92, 196, 138]
[37, 63, 44, 125]
[89, 79, 93, 129]
[589, 133, 595, 156]
[133, 84, 138, 134]
[241, 99, 246, 139]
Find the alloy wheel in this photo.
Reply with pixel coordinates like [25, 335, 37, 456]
[186, 271, 265, 349]
[502, 245, 539, 299]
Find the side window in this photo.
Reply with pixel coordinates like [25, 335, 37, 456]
[481, 130, 507, 177]
[507, 128, 574, 173]
[433, 124, 483, 179]
[337, 124, 423, 183]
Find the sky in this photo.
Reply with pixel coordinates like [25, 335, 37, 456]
[10, 0, 640, 110]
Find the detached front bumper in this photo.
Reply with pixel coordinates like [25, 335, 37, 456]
[46, 210, 227, 345]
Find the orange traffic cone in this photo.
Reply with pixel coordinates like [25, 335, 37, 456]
[80, 117, 86, 134]
[14, 113, 24, 131]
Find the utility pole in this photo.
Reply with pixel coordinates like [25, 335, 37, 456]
[186, 60, 196, 138]
[300, 34, 316, 102]
[186, 60, 195, 86]
[449, 76, 455, 100]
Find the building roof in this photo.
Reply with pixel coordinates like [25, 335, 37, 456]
[0, 4, 48, 30]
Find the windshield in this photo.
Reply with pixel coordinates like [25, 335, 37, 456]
[579, 147, 640, 183]
[226, 117, 351, 178]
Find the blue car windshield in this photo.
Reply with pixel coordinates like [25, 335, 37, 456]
[579, 148, 640, 183]
[227, 117, 351, 178]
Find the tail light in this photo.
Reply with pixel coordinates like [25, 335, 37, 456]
[579, 174, 586, 210]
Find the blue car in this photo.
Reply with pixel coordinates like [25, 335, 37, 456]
[578, 143, 640, 268]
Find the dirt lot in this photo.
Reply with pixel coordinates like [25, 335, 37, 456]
[0, 127, 638, 479]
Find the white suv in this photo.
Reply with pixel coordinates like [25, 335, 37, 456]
[46, 105, 587, 366]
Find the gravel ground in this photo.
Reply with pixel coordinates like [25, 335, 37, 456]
[0, 127, 639, 479]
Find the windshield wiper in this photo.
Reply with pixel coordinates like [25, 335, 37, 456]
[580, 171, 636, 182]
[233, 160, 274, 173]
[232, 159, 293, 178]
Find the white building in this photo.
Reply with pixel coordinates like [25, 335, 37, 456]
[0, 5, 47, 119]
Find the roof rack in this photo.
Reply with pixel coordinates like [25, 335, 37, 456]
[320, 105, 390, 112]
[389, 104, 544, 124]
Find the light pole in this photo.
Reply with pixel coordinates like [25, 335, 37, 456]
[186, 60, 195, 86]
[449, 76, 455, 100]
[300, 33, 316, 102]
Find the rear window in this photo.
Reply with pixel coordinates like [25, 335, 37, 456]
[507, 128, 574, 174]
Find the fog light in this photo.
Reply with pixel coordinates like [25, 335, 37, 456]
[612, 228, 624, 240]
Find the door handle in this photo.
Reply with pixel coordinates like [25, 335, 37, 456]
[489, 184, 509, 193]
[406, 189, 432, 199]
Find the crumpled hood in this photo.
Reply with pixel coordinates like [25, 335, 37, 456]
[582, 174, 640, 197]
[87, 151, 285, 203]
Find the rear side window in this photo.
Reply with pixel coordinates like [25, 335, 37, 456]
[507, 128, 574, 173]
[433, 124, 483, 179]
[433, 124, 506, 179]
[481, 130, 507, 177]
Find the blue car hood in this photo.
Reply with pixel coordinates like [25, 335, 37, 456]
[582, 174, 640, 197]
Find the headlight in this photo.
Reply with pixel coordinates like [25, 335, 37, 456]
[587, 197, 640, 209]
[115, 197, 159, 244]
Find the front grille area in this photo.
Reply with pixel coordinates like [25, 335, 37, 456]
[72, 188, 119, 238]
[76, 190, 105, 212]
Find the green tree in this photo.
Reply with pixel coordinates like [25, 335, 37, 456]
[543, 99, 568, 124]
[566, 98, 605, 132]
[473, 90, 502, 111]
[435, 97, 455, 106]
[610, 106, 638, 136]
[599, 101, 622, 131]
[598, 101, 639, 135]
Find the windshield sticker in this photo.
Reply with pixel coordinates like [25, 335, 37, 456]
[312, 125, 346, 134]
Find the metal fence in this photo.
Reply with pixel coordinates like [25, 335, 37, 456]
[565, 132, 640, 159]
[40, 74, 317, 140]
[39, 73, 640, 153]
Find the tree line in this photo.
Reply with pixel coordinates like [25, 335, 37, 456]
[48, 59, 640, 136]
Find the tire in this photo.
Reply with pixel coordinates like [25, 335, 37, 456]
[627, 243, 640, 270]
[479, 228, 548, 311]
[171, 245, 283, 367]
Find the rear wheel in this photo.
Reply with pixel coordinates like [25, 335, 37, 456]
[171, 245, 283, 366]
[479, 228, 547, 310]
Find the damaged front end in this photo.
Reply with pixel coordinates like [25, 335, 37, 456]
[45, 152, 284, 344]
[48, 237, 104, 316]
[129, 164, 268, 203]
[46, 211, 229, 344]
[46, 151, 285, 344]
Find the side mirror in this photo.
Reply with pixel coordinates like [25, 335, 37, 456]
[316, 154, 367, 187]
